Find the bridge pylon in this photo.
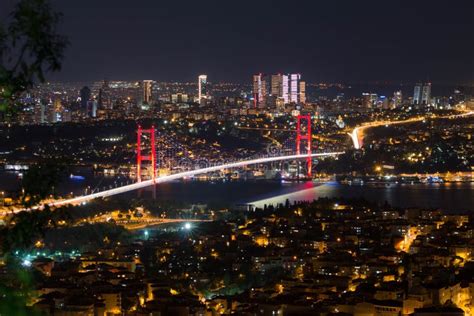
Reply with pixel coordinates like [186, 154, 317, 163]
[296, 114, 312, 177]
[136, 125, 156, 183]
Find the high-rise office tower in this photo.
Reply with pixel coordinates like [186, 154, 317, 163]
[256, 73, 304, 107]
[282, 75, 289, 104]
[271, 74, 283, 96]
[299, 81, 306, 104]
[198, 75, 208, 105]
[289, 74, 300, 103]
[98, 80, 112, 110]
[50, 93, 62, 123]
[87, 100, 98, 117]
[393, 90, 402, 108]
[378, 96, 390, 109]
[452, 87, 465, 105]
[80, 86, 91, 111]
[252, 74, 267, 108]
[270, 74, 284, 108]
[141, 80, 153, 105]
[34, 101, 46, 124]
[362, 93, 378, 108]
[421, 82, 431, 105]
[98, 89, 104, 109]
[362, 93, 371, 108]
[413, 83, 422, 105]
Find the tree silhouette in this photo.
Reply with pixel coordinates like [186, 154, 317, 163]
[0, 1, 68, 313]
[0, 0, 68, 117]
[0, 205, 71, 254]
[20, 161, 67, 207]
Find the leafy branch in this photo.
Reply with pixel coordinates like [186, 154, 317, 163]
[0, 0, 68, 113]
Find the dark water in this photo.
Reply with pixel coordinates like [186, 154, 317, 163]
[248, 181, 474, 212]
[142, 180, 474, 212]
[1, 170, 473, 212]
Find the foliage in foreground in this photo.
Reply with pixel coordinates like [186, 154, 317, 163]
[0, 0, 68, 116]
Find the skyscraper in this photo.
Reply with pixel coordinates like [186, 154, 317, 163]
[34, 101, 46, 124]
[80, 86, 91, 111]
[299, 81, 306, 104]
[254, 73, 304, 107]
[289, 74, 300, 103]
[362, 93, 378, 108]
[98, 80, 111, 110]
[378, 96, 390, 109]
[393, 90, 402, 108]
[51, 93, 62, 123]
[252, 74, 267, 108]
[421, 82, 431, 105]
[271, 74, 283, 96]
[282, 75, 289, 104]
[198, 75, 207, 105]
[141, 80, 153, 105]
[413, 83, 422, 105]
[452, 87, 465, 106]
[87, 100, 98, 117]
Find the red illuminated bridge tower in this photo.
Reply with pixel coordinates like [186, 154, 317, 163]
[296, 114, 312, 178]
[136, 125, 156, 183]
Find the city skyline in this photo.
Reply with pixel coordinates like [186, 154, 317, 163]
[1, 1, 474, 315]
[1, 0, 473, 84]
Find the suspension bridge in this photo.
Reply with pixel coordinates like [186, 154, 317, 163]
[49, 152, 342, 208]
[20, 109, 473, 211]
[29, 114, 340, 209]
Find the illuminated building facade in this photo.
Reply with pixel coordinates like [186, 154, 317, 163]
[267, 73, 305, 105]
[80, 86, 91, 111]
[198, 74, 208, 105]
[271, 74, 282, 96]
[299, 80, 306, 104]
[50, 93, 62, 123]
[413, 83, 422, 105]
[252, 73, 267, 108]
[393, 90, 402, 108]
[33, 101, 46, 124]
[421, 82, 431, 105]
[362, 92, 378, 108]
[142, 80, 153, 105]
[289, 73, 300, 103]
[98, 80, 112, 109]
[413, 82, 431, 106]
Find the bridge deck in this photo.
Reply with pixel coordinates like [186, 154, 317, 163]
[46, 152, 343, 208]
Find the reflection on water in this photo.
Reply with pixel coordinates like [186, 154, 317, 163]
[1, 170, 472, 211]
[250, 181, 474, 212]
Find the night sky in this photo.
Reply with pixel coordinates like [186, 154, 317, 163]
[1, 0, 473, 84]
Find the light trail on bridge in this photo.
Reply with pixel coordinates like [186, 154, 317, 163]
[348, 110, 474, 149]
[39, 152, 344, 209]
[111, 219, 212, 231]
[238, 127, 295, 132]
